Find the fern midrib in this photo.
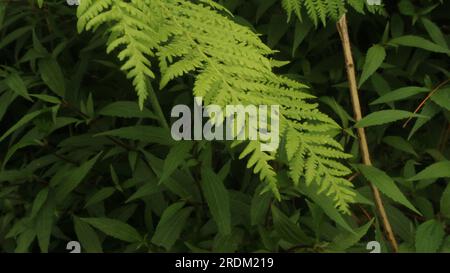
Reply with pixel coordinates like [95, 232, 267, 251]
[156, 1, 240, 104]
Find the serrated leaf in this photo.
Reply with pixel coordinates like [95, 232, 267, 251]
[421, 18, 448, 49]
[408, 161, 450, 181]
[99, 101, 158, 119]
[30, 94, 61, 104]
[0, 108, 47, 142]
[80, 217, 142, 243]
[74, 216, 103, 253]
[292, 19, 312, 56]
[5, 72, 32, 101]
[271, 205, 313, 245]
[415, 220, 445, 253]
[440, 183, 450, 219]
[0, 26, 32, 50]
[14, 229, 36, 253]
[383, 136, 418, 157]
[250, 185, 272, 226]
[359, 44, 386, 87]
[328, 219, 374, 251]
[55, 152, 102, 202]
[358, 165, 420, 214]
[36, 198, 54, 253]
[355, 110, 424, 128]
[408, 102, 440, 139]
[298, 182, 354, 233]
[159, 141, 193, 183]
[430, 87, 450, 111]
[39, 58, 66, 97]
[151, 202, 193, 250]
[370, 86, 429, 105]
[84, 187, 115, 208]
[126, 182, 161, 203]
[389, 35, 450, 54]
[30, 188, 49, 219]
[95, 126, 174, 146]
[201, 168, 231, 235]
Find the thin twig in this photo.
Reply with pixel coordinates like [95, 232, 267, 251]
[337, 15, 399, 253]
[403, 78, 450, 128]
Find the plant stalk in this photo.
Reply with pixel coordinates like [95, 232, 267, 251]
[337, 15, 399, 253]
[147, 82, 170, 130]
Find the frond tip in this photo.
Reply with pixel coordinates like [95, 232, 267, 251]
[77, 0, 356, 213]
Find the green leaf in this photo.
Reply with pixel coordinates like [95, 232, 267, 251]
[84, 187, 115, 208]
[441, 183, 450, 219]
[298, 182, 354, 233]
[36, 198, 55, 252]
[389, 35, 450, 54]
[408, 161, 450, 181]
[292, 19, 312, 57]
[74, 216, 103, 253]
[271, 205, 313, 245]
[213, 232, 239, 253]
[408, 102, 440, 139]
[370, 86, 429, 105]
[415, 220, 445, 253]
[0, 108, 47, 142]
[30, 188, 49, 219]
[421, 18, 448, 49]
[5, 72, 32, 101]
[358, 165, 420, 214]
[55, 152, 102, 202]
[201, 168, 231, 235]
[358, 44, 386, 87]
[0, 26, 32, 50]
[99, 101, 158, 119]
[250, 185, 272, 226]
[39, 58, 66, 97]
[151, 202, 193, 250]
[383, 136, 418, 157]
[30, 94, 61, 104]
[159, 142, 193, 183]
[95, 126, 174, 146]
[430, 87, 450, 111]
[0, 91, 18, 121]
[14, 229, 36, 253]
[126, 182, 161, 203]
[355, 110, 424, 128]
[328, 219, 374, 251]
[80, 217, 142, 243]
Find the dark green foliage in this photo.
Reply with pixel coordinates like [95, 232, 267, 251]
[0, 0, 449, 253]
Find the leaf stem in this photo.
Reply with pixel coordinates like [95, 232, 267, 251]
[146, 83, 169, 130]
[337, 15, 399, 253]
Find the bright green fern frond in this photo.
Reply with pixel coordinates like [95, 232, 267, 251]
[280, 0, 385, 26]
[281, 0, 302, 22]
[77, 0, 356, 213]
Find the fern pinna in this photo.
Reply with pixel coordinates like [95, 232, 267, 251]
[76, 0, 355, 213]
[282, 0, 384, 25]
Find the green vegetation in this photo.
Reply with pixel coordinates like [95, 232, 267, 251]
[0, 0, 449, 253]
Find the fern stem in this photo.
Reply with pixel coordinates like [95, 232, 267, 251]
[336, 15, 399, 253]
[147, 83, 169, 130]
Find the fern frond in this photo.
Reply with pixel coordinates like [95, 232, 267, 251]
[77, 0, 355, 213]
[281, 0, 302, 22]
[280, 0, 384, 26]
